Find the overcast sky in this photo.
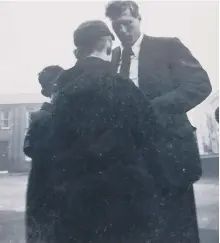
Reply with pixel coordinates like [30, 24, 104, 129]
[0, 0, 218, 95]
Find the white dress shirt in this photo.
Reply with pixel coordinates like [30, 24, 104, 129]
[117, 33, 144, 87]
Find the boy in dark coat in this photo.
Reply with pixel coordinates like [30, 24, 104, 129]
[24, 65, 63, 158]
[24, 65, 64, 242]
[25, 21, 166, 243]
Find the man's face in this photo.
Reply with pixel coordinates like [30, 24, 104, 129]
[111, 8, 141, 47]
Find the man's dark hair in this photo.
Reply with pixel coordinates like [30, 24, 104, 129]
[38, 65, 64, 98]
[105, 0, 140, 20]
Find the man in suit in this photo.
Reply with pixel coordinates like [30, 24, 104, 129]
[105, 1, 212, 242]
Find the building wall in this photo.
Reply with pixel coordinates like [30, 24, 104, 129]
[9, 105, 27, 171]
[188, 90, 219, 155]
[0, 103, 41, 172]
[202, 91, 219, 154]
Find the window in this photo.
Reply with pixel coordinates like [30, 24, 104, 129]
[0, 110, 10, 129]
[26, 109, 37, 129]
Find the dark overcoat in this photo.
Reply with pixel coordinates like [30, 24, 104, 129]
[24, 57, 168, 243]
[24, 102, 54, 243]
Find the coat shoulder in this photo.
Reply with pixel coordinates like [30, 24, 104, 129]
[55, 66, 77, 91]
[30, 110, 46, 122]
[143, 35, 179, 49]
[145, 35, 174, 42]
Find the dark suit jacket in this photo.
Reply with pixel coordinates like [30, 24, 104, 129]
[112, 35, 212, 186]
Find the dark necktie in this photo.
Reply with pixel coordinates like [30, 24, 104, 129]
[119, 46, 133, 79]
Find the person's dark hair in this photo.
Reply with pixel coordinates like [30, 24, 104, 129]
[73, 20, 115, 60]
[105, 0, 140, 20]
[74, 38, 111, 60]
[38, 65, 64, 98]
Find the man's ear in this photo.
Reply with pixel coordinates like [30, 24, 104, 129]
[138, 14, 142, 21]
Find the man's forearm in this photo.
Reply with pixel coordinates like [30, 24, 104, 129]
[151, 37, 212, 115]
[151, 78, 211, 114]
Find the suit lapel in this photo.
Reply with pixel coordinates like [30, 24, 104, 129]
[111, 46, 121, 73]
[138, 35, 152, 81]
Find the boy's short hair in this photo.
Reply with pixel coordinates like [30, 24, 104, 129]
[73, 20, 114, 60]
[38, 65, 64, 97]
[74, 20, 114, 48]
[105, 0, 140, 20]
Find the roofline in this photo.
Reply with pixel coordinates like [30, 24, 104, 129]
[0, 93, 47, 105]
